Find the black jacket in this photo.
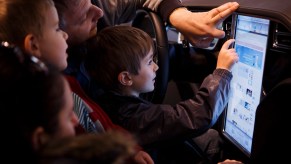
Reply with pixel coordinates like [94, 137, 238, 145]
[97, 69, 232, 146]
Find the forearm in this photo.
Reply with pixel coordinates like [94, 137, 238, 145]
[93, 0, 145, 26]
[158, 0, 183, 22]
[144, 0, 185, 23]
[198, 69, 232, 126]
[93, 0, 183, 26]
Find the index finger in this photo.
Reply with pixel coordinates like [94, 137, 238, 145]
[222, 39, 235, 50]
[209, 2, 239, 23]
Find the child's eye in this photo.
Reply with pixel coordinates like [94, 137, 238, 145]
[148, 60, 153, 65]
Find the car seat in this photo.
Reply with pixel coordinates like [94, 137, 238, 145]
[251, 78, 291, 163]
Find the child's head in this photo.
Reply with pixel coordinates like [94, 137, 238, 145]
[0, 0, 68, 70]
[0, 42, 78, 161]
[53, 0, 103, 45]
[85, 25, 159, 96]
[39, 131, 137, 164]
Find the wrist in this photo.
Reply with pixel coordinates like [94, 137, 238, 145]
[169, 7, 189, 26]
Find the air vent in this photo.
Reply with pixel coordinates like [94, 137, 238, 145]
[273, 23, 291, 50]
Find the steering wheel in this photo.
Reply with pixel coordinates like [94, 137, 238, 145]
[132, 9, 169, 104]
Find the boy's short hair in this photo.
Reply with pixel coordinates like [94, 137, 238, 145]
[0, 0, 54, 45]
[85, 25, 155, 91]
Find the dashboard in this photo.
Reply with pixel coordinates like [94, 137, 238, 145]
[179, 0, 291, 162]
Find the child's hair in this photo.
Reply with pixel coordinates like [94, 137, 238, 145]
[85, 25, 155, 91]
[0, 42, 66, 162]
[0, 0, 54, 46]
[39, 131, 137, 164]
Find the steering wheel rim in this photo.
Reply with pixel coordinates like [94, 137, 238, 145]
[132, 9, 169, 103]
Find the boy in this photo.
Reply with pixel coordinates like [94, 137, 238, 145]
[84, 25, 238, 163]
[0, 0, 68, 71]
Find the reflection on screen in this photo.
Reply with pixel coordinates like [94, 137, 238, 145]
[223, 15, 270, 156]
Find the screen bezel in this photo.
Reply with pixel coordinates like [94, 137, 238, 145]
[221, 13, 271, 158]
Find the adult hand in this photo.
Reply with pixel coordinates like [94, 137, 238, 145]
[169, 2, 239, 48]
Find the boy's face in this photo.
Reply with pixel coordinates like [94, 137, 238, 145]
[37, 5, 68, 71]
[54, 79, 79, 139]
[61, 0, 103, 45]
[130, 50, 159, 96]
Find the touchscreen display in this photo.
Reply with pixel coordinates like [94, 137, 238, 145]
[222, 14, 270, 157]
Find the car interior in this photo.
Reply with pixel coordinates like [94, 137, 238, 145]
[132, 0, 291, 163]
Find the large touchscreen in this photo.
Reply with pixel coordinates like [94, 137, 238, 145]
[222, 14, 270, 157]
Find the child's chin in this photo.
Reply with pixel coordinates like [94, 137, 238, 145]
[147, 88, 155, 93]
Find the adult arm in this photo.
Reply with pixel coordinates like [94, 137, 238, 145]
[92, 0, 181, 28]
[93, 0, 239, 48]
[92, 0, 161, 27]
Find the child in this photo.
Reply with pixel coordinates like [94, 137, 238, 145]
[0, 42, 79, 163]
[0, 0, 101, 134]
[0, 0, 108, 134]
[0, 0, 68, 71]
[84, 25, 239, 163]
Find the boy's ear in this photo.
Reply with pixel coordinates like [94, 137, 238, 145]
[118, 71, 133, 86]
[31, 126, 49, 150]
[23, 34, 41, 58]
